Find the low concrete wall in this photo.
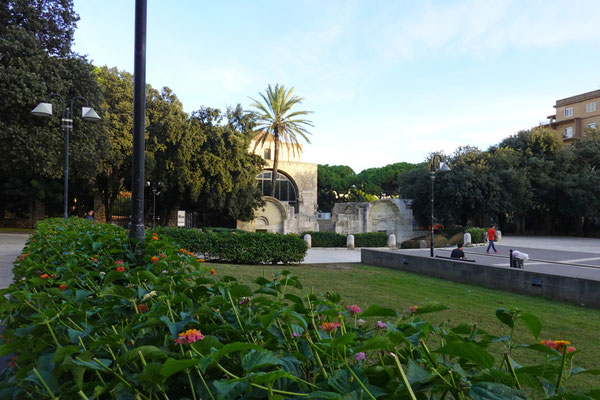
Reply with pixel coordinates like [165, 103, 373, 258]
[361, 249, 600, 308]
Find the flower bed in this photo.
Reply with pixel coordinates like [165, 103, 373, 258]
[0, 218, 597, 398]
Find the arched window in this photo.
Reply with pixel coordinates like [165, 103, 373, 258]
[256, 170, 299, 213]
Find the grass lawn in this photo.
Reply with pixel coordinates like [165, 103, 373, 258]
[213, 262, 600, 390]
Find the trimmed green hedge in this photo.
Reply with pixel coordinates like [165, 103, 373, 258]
[299, 231, 346, 247]
[354, 232, 388, 247]
[155, 227, 307, 264]
[299, 231, 389, 247]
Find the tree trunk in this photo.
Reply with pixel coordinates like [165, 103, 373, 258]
[270, 132, 279, 198]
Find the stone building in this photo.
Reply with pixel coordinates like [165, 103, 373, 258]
[547, 89, 600, 141]
[237, 137, 319, 233]
[327, 199, 414, 245]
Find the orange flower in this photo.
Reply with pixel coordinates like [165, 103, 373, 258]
[179, 248, 187, 253]
[151, 256, 159, 263]
[116, 266, 125, 272]
[40, 274, 49, 279]
[174, 329, 204, 344]
[541, 339, 574, 353]
[321, 322, 341, 332]
[210, 268, 216, 275]
[197, 258, 205, 262]
[17, 253, 30, 261]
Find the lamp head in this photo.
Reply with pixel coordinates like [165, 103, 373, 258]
[81, 107, 101, 121]
[31, 102, 53, 117]
[437, 162, 451, 172]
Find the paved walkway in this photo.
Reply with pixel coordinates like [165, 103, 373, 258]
[0, 233, 29, 289]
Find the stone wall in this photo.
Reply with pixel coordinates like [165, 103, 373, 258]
[331, 199, 414, 245]
[361, 249, 600, 307]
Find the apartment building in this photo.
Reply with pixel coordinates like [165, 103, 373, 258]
[547, 89, 600, 140]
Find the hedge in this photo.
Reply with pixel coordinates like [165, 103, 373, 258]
[465, 227, 487, 243]
[154, 227, 307, 264]
[299, 231, 389, 247]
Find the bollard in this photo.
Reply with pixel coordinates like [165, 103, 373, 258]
[463, 232, 472, 246]
[387, 234, 396, 249]
[420, 239, 427, 249]
[509, 249, 514, 268]
[303, 234, 311, 249]
[496, 230, 502, 241]
[347, 234, 355, 250]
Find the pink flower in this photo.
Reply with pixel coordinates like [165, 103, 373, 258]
[347, 305, 361, 315]
[377, 321, 386, 328]
[291, 332, 302, 338]
[354, 352, 366, 362]
[137, 304, 148, 313]
[174, 329, 204, 345]
[116, 266, 125, 272]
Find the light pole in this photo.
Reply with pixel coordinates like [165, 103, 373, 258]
[429, 155, 451, 257]
[32, 94, 101, 218]
[145, 181, 164, 229]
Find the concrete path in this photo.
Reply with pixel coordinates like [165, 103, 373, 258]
[302, 247, 363, 264]
[0, 233, 29, 289]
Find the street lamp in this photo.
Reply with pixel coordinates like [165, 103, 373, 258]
[145, 181, 164, 229]
[430, 155, 451, 257]
[32, 94, 101, 218]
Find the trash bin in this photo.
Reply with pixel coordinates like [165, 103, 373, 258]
[510, 250, 528, 269]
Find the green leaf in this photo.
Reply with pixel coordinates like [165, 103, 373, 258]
[519, 312, 542, 339]
[0, 342, 21, 356]
[495, 308, 514, 328]
[241, 349, 284, 372]
[118, 346, 167, 364]
[469, 382, 527, 400]
[360, 304, 398, 317]
[524, 343, 560, 356]
[406, 359, 430, 384]
[53, 345, 79, 362]
[160, 358, 198, 378]
[213, 342, 263, 360]
[24, 369, 58, 394]
[415, 302, 450, 315]
[570, 368, 600, 376]
[136, 270, 157, 283]
[68, 328, 91, 344]
[102, 271, 124, 286]
[213, 380, 249, 400]
[332, 332, 356, 348]
[248, 370, 292, 384]
[75, 289, 93, 302]
[136, 362, 166, 386]
[355, 337, 395, 352]
[92, 241, 102, 251]
[230, 284, 253, 298]
[99, 285, 134, 299]
[307, 391, 341, 399]
[72, 358, 112, 371]
[436, 342, 495, 368]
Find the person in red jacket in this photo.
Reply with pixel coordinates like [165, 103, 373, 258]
[486, 225, 497, 254]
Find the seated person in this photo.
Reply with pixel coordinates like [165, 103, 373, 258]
[450, 243, 466, 259]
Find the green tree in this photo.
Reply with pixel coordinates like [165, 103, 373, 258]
[250, 84, 313, 197]
[317, 164, 356, 212]
[187, 106, 264, 226]
[0, 0, 104, 219]
[356, 162, 416, 198]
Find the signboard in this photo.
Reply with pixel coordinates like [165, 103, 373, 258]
[177, 210, 185, 227]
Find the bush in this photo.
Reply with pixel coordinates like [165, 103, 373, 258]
[155, 226, 307, 264]
[448, 232, 464, 246]
[354, 232, 388, 247]
[0, 218, 594, 398]
[400, 239, 422, 249]
[466, 227, 487, 243]
[299, 231, 346, 247]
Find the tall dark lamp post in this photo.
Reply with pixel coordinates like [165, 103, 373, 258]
[145, 181, 164, 229]
[32, 94, 101, 218]
[429, 155, 451, 257]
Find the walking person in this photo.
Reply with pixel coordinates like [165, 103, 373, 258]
[486, 224, 497, 254]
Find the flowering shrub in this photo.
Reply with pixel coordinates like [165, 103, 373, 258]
[0, 218, 598, 398]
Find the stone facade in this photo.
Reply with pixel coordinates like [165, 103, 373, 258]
[329, 199, 414, 245]
[237, 138, 319, 234]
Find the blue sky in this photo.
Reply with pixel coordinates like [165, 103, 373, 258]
[72, 0, 600, 172]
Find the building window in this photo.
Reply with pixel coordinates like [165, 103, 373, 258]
[564, 107, 573, 117]
[256, 170, 299, 213]
[564, 127, 573, 138]
[263, 149, 271, 160]
[587, 122, 597, 130]
[587, 102, 597, 112]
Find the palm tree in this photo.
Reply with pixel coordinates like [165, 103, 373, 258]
[250, 84, 313, 198]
